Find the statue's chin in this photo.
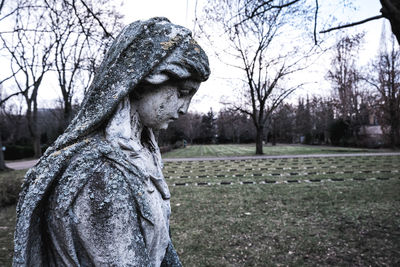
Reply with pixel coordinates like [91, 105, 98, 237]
[156, 122, 169, 130]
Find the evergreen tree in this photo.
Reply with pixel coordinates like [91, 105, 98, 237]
[200, 109, 217, 144]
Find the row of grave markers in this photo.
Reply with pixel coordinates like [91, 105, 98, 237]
[164, 169, 398, 179]
[170, 176, 398, 187]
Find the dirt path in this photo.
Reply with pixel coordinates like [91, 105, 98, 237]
[5, 159, 39, 170]
[6, 152, 400, 170]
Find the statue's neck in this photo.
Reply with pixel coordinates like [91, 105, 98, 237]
[104, 97, 154, 152]
[105, 97, 167, 196]
[129, 107, 146, 150]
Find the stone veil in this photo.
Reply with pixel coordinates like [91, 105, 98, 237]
[13, 17, 209, 266]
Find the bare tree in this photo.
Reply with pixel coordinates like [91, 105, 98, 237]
[294, 97, 312, 143]
[270, 103, 295, 144]
[213, 0, 400, 46]
[367, 35, 400, 147]
[0, 87, 7, 170]
[1, 96, 27, 146]
[321, 0, 400, 45]
[310, 96, 335, 144]
[0, 73, 22, 170]
[0, 1, 55, 157]
[179, 113, 203, 144]
[158, 112, 203, 146]
[327, 34, 365, 145]
[202, 0, 314, 154]
[217, 109, 254, 144]
[0, 135, 5, 171]
[44, 0, 123, 128]
[0, 0, 123, 158]
[379, 0, 400, 45]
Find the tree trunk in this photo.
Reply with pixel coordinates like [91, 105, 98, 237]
[33, 134, 41, 158]
[26, 104, 42, 158]
[255, 127, 264, 155]
[380, 0, 400, 45]
[351, 123, 360, 147]
[0, 128, 6, 171]
[390, 119, 399, 148]
[272, 132, 277, 146]
[0, 151, 5, 171]
[63, 99, 72, 130]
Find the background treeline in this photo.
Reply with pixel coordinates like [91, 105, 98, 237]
[0, 105, 79, 160]
[0, 85, 395, 160]
[1, 1, 399, 163]
[158, 93, 388, 150]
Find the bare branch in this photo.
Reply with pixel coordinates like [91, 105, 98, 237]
[313, 0, 319, 45]
[242, 0, 301, 25]
[200, 0, 317, 154]
[380, 0, 400, 45]
[360, 77, 380, 92]
[0, 91, 23, 106]
[0, 70, 21, 84]
[320, 15, 384, 34]
[78, 0, 113, 38]
[0, 0, 5, 13]
[232, 105, 253, 117]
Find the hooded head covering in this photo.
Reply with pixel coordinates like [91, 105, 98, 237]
[13, 17, 209, 265]
[52, 16, 210, 152]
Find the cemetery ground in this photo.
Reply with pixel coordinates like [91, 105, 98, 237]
[0, 149, 399, 265]
[162, 143, 389, 158]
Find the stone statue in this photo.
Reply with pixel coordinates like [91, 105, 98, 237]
[13, 17, 210, 266]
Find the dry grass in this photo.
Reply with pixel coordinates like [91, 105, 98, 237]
[0, 155, 399, 266]
[169, 180, 400, 266]
[0, 170, 25, 208]
[162, 144, 386, 158]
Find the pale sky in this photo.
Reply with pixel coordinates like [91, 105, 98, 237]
[120, 0, 390, 113]
[121, 0, 218, 114]
[1, 0, 391, 114]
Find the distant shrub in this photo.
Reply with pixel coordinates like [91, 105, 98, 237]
[160, 145, 172, 153]
[304, 133, 313, 145]
[173, 141, 183, 149]
[4, 145, 34, 160]
[0, 170, 24, 207]
[329, 119, 349, 146]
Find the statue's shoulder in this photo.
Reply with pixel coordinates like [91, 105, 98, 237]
[58, 149, 156, 224]
[59, 137, 127, 180]
[49, 154, 113, 210]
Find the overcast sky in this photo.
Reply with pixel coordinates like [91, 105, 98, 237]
[2, 1, 390, 114]
[118, 0, 389, 114]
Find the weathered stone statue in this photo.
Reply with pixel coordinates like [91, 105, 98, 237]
[13, 17, 209, 266]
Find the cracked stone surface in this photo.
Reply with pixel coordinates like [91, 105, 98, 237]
[13, 17, 209, 267]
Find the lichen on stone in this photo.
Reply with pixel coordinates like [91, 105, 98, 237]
[13, 17, 210, 267]
[160, 35, 182, 50]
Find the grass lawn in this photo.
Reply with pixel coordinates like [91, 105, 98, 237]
[0, 170, 25, 207]
[166, 155, 400, 266]
[1, 155, 399, 266]
[170, 180, 400, 266]
[0, 205, 15, 265]
[162, 144, 390, 158]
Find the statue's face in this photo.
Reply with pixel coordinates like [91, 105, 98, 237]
[134, 80, 200, 130]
